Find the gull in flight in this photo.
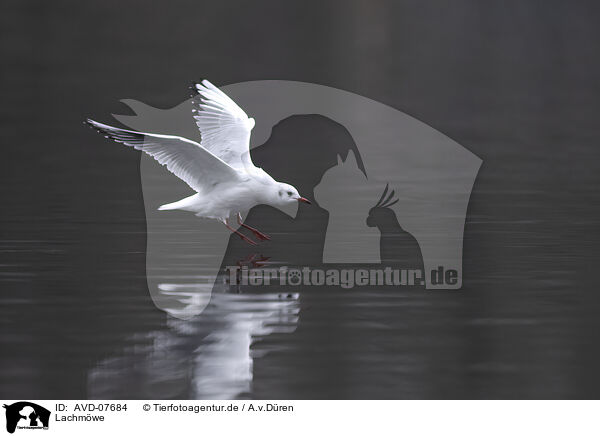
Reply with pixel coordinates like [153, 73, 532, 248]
[86, 80, 311, 245]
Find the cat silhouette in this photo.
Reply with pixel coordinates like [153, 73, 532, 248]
[314, 150, 381, 263]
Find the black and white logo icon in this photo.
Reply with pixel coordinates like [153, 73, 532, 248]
[3, 402, 50, 434]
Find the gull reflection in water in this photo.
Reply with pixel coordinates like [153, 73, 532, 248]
[88, 281, 300, 399]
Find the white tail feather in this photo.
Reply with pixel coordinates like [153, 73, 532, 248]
[157, 194, 200, 211]
[158, 202, 178, 211]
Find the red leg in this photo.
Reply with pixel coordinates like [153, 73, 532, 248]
[222, 219, 257, 245]
[237, 213, 271, 241]
[252, 256, 271, 267]
[237, 253, 258, 267]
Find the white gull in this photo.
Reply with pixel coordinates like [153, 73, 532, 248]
[86, 79, 311, 245]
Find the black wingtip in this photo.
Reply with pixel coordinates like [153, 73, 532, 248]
[84, 119, 109, 137]
[84, 118, 100, 129]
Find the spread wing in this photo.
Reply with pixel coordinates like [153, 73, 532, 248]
[191, 79, 256, 172]
[85, 119, 242, 193]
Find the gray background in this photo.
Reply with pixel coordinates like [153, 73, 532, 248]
[1, 0, 599, 398]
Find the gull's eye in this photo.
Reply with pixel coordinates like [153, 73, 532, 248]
[279, 190, 283, 196]
[287, 191, 292, 196]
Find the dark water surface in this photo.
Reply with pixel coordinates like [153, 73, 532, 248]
[1, 1, 600, 399]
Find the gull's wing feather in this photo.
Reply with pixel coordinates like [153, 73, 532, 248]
[191, 80, 256, 172]
[85, 119, 242, 192]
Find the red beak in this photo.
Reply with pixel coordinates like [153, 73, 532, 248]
[298, 197, 312, 204]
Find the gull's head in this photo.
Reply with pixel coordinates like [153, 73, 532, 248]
[274, 183, 311, 206]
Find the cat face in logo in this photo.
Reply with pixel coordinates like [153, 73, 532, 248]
[314, 150, 368, 207]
